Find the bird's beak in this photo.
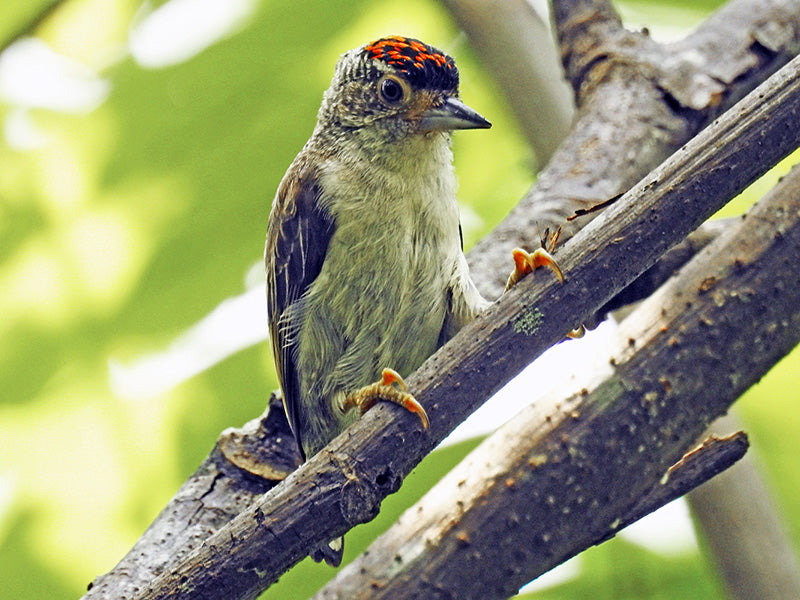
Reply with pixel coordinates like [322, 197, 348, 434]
[419, 96, 491, 131]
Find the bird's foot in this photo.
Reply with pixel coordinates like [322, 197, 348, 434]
[505, 228, 585, 339]
[343, 368, 430, 429]
[506, 247, 564, 291]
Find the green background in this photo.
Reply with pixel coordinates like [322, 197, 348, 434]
[1, 1, 797, 598]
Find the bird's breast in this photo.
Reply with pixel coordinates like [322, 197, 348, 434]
[301, 147, 463, 387]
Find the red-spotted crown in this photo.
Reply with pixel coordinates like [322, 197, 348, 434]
[364, 36, 459, 92]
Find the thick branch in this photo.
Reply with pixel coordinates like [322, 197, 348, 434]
[314, 158, 800, 599]
[592, 218, 730, 326]
[131, 53, 800, 600]
[317, 427, 750, 599]
[83, 3, 800, 598]
[468, 0, 800, 300]
[83, 395, 298, 599]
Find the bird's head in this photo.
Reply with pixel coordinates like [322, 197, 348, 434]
[316, 36, 491, 143]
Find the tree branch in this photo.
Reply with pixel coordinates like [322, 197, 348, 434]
[316, 156, 800, 597]
[315, 426, 751, 599]
[467, 0, 800, 300]
[130, 50, 800, 600]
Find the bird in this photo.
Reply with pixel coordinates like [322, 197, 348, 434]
[265, 35, 561, 566]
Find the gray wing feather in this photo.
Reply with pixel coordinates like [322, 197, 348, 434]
[265, 168, 335, 458]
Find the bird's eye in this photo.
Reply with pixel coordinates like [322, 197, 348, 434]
[378, 76, 408, 106]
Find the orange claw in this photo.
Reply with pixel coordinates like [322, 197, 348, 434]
[529, 248, 564, 281]
[399, 393, 430, 429]
[344, 368, 430, 430]
[511, 248, 532, 278]
[380, 368, 428, 429]
[381, 367, 407, 391]
[507, 247, 564, 290]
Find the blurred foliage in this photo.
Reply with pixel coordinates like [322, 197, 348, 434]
[0, 0, 796, 599]
[0, 0, 61, 49]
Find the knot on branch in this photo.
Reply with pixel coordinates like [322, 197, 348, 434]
[326, 439, 404, 527]
[218, 393, 302, 481]
[339, 475, 382, 526]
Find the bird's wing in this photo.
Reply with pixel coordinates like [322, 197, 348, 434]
[265, 167, 335, 458]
